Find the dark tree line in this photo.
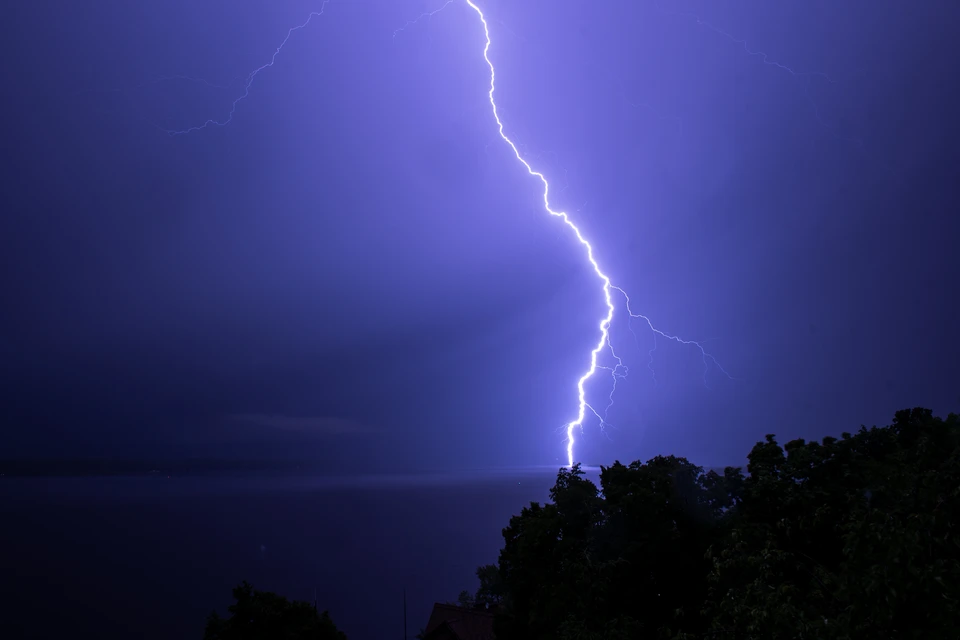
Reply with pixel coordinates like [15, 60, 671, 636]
[205, 408, 958, 639]
[464, 408, 959, 639]
[203, 581, 347, 640]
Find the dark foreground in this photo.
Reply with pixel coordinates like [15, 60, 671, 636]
[0, 469, 554, 640]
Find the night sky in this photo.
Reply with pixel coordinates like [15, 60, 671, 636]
[3, 0, 959, 471]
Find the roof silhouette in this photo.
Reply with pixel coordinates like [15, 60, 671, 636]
[422, 602, 495, 640]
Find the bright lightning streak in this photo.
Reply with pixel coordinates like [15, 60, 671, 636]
[154, 0, 732, 468]
[464, 0, 615, 468]
[462, 1, 730, 467]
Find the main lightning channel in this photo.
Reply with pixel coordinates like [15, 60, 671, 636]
[463, 1, 730, 467]
[155, 0, 730, 467]
[465, 1, 614, 467]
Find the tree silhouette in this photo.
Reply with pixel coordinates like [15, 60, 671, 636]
[704, 408, 960, 639]
[484, 408, 959, 639]
[204, 581, 347, 640]
[474, 564, 504, 606]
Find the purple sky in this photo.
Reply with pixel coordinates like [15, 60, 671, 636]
[2, 0, 958, 470]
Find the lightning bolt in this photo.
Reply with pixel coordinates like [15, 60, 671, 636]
[393, 0, 454, 39]
[464, 0, 615, 467]
[151, 0, 731, 467]
[163, 0, 331, 136]
[461, 1, 729, 466]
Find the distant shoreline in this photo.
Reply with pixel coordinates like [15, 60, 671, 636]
[0, 459, 732, 478]
[0, 459, 368, 478]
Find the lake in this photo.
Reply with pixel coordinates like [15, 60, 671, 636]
[0, 467, 565, 639]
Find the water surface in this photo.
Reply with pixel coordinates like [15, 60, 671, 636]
[0, 468, 560, 639]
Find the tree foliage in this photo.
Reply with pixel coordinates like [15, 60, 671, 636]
[455, 563, 507, 610]
[484, 408, 960, 639]
[204, 581, 347, 640]
[475, 563, 505, 606]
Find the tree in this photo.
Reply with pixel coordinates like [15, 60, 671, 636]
[703, 408, 960, 639]
[491, 460, 737, 639]
[454, 590, 475, 608]
[483, 409, 960, 640]
[204, 581, 347, 640]
[474, 564, 504, 606]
